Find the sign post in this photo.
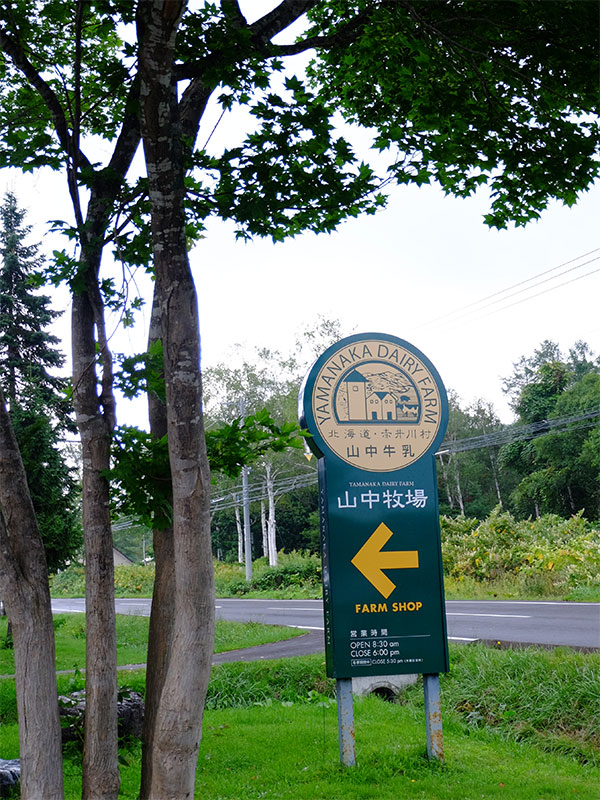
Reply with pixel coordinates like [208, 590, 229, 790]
[299, 333, 449, 764]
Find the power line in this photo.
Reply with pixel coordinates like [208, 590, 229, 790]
[210, 408, 600, 510]
[416, 247, 600, 331]
[451, 261, 600, 328]
[438, 407, 600, 454]
[110, 407, 600, 529]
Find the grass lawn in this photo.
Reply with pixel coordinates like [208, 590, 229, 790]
[0, 638, 598, 799]
[49, 697, 599, 799]
[3, 694, 595, 799]
[192, 698, 600, 800]
[0, 614, 303, 675]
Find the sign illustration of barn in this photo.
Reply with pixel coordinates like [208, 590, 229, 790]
[335, 364, 421, 423]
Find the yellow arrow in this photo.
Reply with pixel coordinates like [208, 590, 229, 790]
[351, 522, 419, 599]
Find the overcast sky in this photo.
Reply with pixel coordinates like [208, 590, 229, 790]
[192, 179, 600, 423]
[2, 0, 598, 428]
[4, 164, 598, 427]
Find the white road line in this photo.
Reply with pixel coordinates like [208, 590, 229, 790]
[218, 598, 321, 603]
[446, 600, 599, 607]
[448, 636, 478, 642]
[287, 625, 324, 631]
[447, 612, 531, 618]
[117, 599, 148, 603]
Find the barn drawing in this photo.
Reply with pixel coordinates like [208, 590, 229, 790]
[335, 364, 421, 423]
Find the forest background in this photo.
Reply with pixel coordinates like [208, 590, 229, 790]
[107, 326, 600, 574]
[3, 187, 599, 574]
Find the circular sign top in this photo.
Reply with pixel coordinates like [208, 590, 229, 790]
[300, 333, 448, 472]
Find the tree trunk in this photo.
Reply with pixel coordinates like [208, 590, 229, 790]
[566, 484, 576, 514]
[72, 286, 120, 800]
[450, 453, 465, 515]
[438, 454, 454, 510]
[67, 76, 140, 800]
[141, 284, 175, 800]
[265, 462, 278, 566]
[488, 449, 503, 508]
[137, 4, 214, 797]
[242, 465, 252, 580]
[0, 388, 64, 800]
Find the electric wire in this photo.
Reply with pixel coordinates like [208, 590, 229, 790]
[415, 247, 600, 331]
[208, 408, 600, 512]
[110, 407, 600, 531]
[446, 261, 600, 329]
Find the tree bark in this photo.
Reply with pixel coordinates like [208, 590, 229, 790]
[72, 283, 120, 800]
[439, 454, 454, 510]
[137, 3, 214, 796]
[235, 502, 243, 563]
[566, 484, 576, 514]
[450, 453, 465, 515]
[0, 388, 64, 800]
[261, 498, 268, 558]
[488, 449, 503, 508]
[140, 283, 175, 800]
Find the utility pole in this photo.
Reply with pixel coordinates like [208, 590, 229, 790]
[240, 399, 252, 580]
[242, 463, 252, 581]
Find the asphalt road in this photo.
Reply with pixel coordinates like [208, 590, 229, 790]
[51, 597, 600, 651]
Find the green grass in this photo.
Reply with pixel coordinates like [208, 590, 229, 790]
[206, 653, 334, 709]
[432, 644, 600, 765]
[191, 699, 600, 800]
[0, 615, 303, 676]
[0, 645, 598, 798]
[443, 574, 600, 602]
[50, 529, 600, 603]
[2, 697, 597, 799]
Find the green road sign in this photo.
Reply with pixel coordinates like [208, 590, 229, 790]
[300, 333, 449, 678]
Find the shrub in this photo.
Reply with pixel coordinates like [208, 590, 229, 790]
[50, 564, 155, 597]
[214, 550, 321, 596]
[440, 508, 600, 592]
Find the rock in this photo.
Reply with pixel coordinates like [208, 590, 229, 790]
[59, 690, 145, 742]
[0, 759, 20, 798]
[116, 691, 145, 739]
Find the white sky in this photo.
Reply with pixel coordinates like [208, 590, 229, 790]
[192, 180, 600, 424]
[4, 165, 598, 427]
[2, 0, 598, 427]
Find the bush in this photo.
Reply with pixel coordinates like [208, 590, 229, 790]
[50, 564, 155, 597]
[48, 512, 599, 600]
[440, 508, 600, 593]
[214, 551, 321, 596]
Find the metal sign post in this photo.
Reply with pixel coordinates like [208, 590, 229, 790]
[299, 333, 449, 764]
[336, 678, 356, 766]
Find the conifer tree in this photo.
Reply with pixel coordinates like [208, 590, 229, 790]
[0, 191, 81, 572]
[0, 191, 68, 421]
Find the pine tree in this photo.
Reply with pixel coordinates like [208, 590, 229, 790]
[0, 191, 81, 571]
[0, 191, 69, 417]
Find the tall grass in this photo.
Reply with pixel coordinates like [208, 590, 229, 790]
[214, 550, 322, 597]
[440, 509, 600, 598]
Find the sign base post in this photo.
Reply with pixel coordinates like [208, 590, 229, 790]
[336, 679, 356, 766]
[423, 673, 444, 761]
